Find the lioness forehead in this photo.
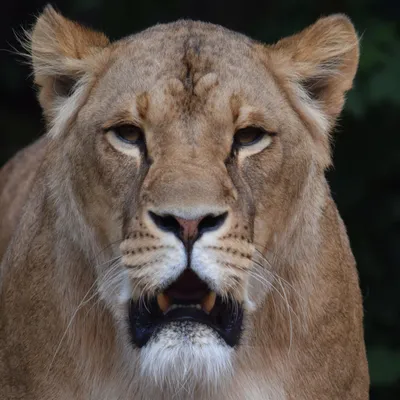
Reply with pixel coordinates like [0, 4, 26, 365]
[91, 20, 285, 134]
[115, 20, 258, 86]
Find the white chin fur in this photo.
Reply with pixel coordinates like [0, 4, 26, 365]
[139, 322, 234, 398]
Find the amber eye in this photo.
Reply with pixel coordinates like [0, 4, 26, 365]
[114, 125, 144, 145]
[234, 126, 268, 147]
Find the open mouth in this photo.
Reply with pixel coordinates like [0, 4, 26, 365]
[128, 269, 243, 348]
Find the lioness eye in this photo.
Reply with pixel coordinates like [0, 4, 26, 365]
[234, 127, 268, 147]
[114, 125, 144, 145]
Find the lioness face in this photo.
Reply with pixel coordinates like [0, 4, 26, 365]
[73, 27, 313, 388]
[72, 28, 290, 388]
[30, 8, 358, 394]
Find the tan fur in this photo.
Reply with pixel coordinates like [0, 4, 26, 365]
[0, 6, 369, 399]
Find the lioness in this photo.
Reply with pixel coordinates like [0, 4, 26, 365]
[0, 5, 369, 400]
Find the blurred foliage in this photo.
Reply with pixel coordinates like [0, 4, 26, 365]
[1, 0, 399, 398]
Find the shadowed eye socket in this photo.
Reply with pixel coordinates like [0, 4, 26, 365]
[113, 125, 144, 145]
[234, 126, 270, 147]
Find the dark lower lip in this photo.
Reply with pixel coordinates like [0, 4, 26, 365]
[128, 296, 244, 348]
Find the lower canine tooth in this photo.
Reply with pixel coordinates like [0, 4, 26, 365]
[202, 292, 217, 313]
[157, 293, 170, 313]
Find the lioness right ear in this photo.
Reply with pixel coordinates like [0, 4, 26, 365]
[28, 5, 110, 121]
[264, 14, 359, 167]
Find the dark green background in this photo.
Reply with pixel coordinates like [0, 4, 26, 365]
[1, 1, 399, 398]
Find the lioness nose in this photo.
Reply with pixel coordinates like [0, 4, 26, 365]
[148, 211, 228, 245]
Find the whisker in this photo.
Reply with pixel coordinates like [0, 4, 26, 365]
[225, 256, 298, 352]
[82, 268, 125, 321]
[91, 240, 124, 265]
[131, 277, 146, 301]
[252, 251, 307, 303]
[46, 257, 122, 377]
[276, 275, 293, 354]
[138, 281, 152, 314]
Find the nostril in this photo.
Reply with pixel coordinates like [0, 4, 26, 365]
[148, 211, 181, 236]
[148, 210, 228, 243]
[198, 212, 228, 236]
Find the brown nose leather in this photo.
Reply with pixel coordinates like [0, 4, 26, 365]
[175, 217, 203, 243]
[148, 210, 228, 246]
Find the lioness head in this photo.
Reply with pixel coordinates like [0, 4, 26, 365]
[27, 6, 358, 395]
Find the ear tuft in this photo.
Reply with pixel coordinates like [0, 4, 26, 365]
[26, 5, 110, 119]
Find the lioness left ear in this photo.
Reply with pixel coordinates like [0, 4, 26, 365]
[264, 14, 359, 165]
[28, 5, 110, 122]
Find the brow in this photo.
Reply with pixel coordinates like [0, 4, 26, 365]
[102, 110, 141, 130]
